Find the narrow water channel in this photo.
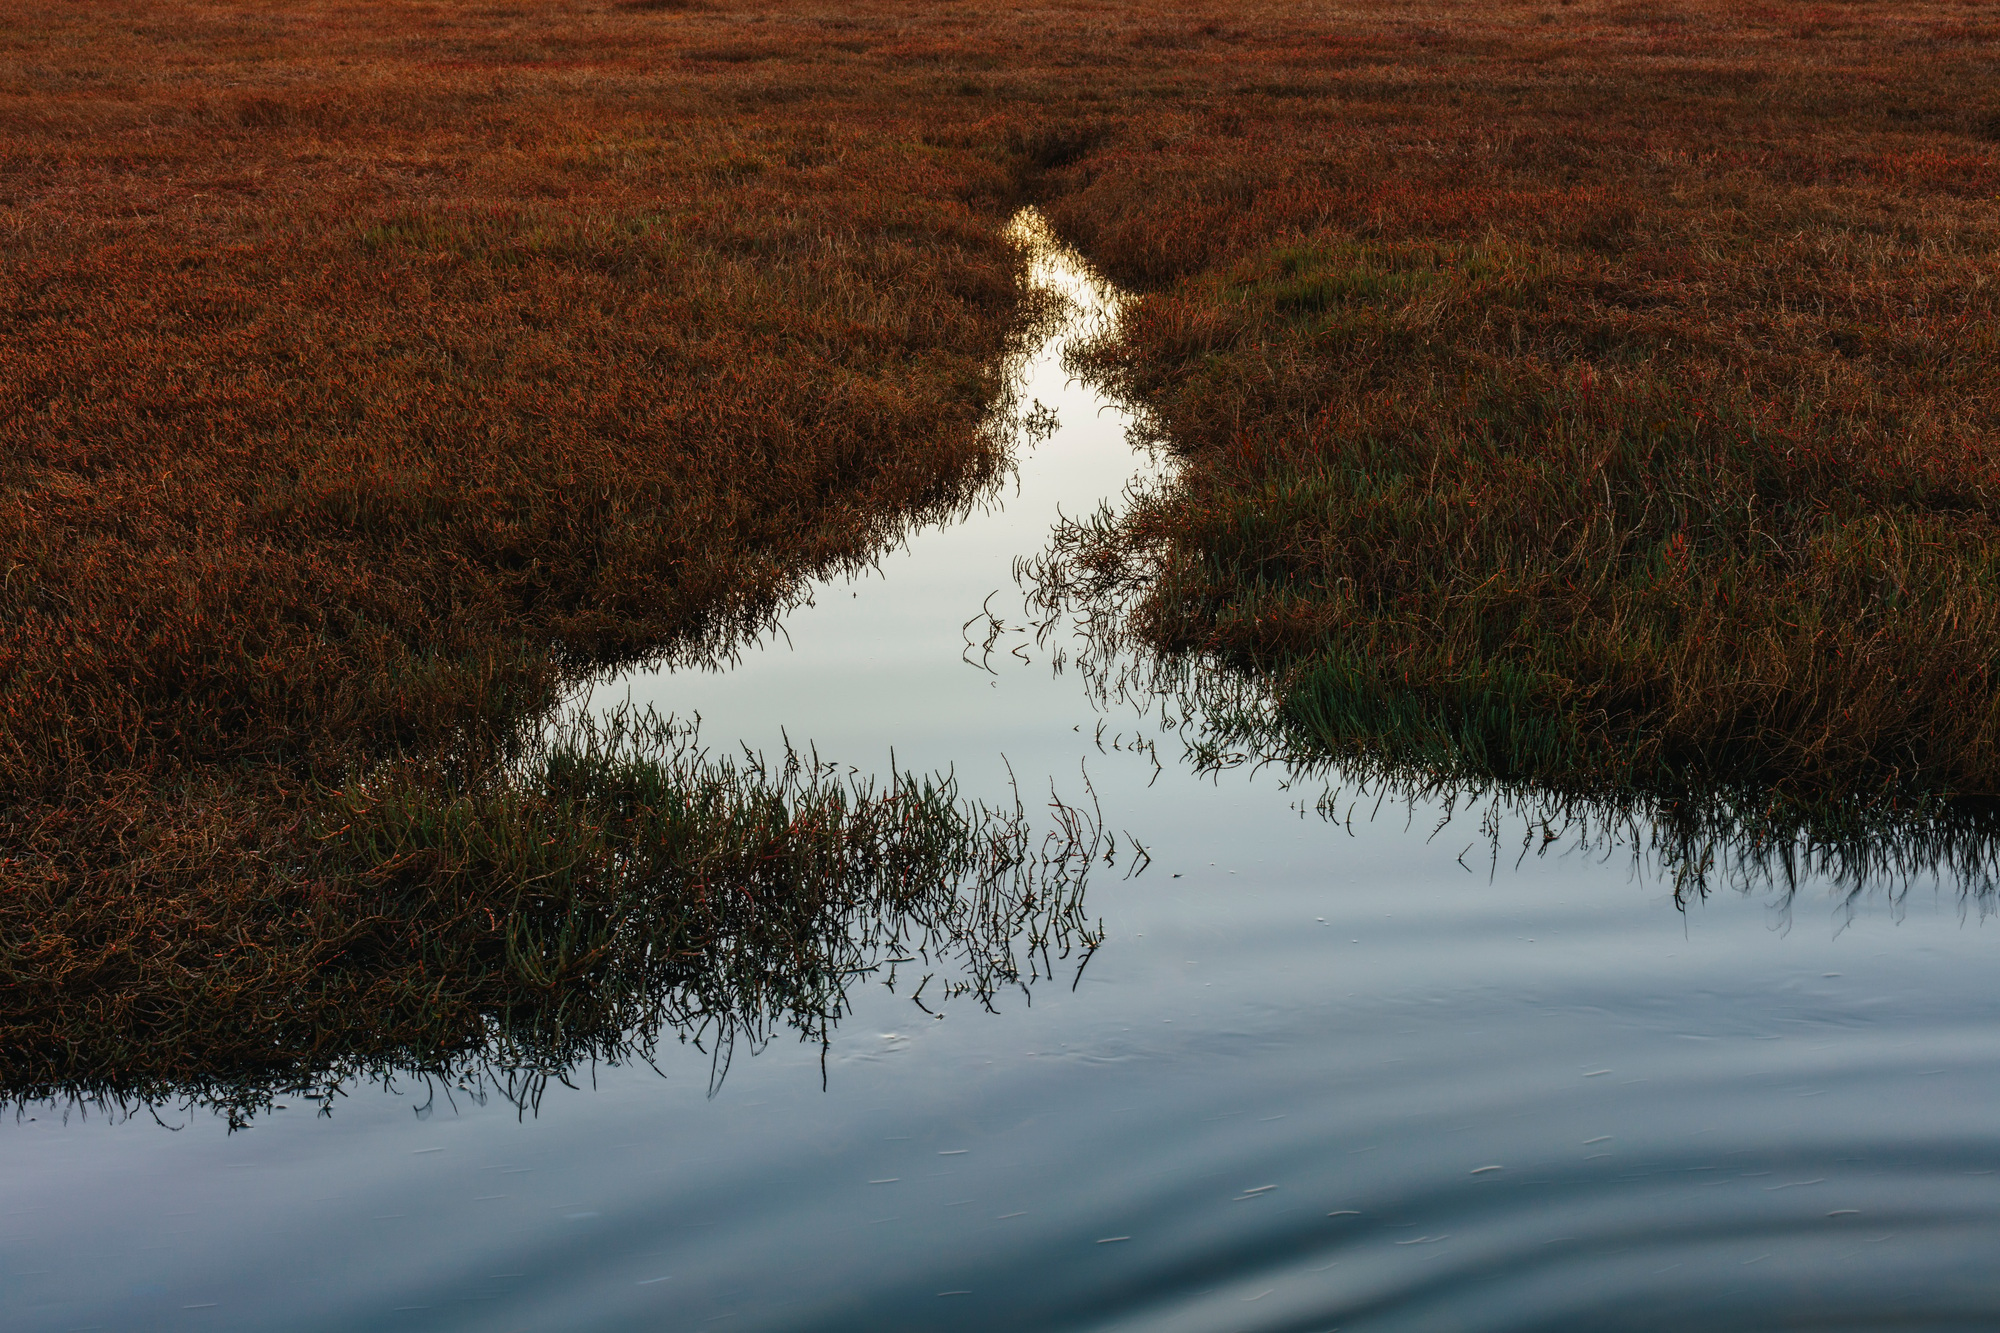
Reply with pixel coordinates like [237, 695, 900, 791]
[6, 212, 1999, 1332]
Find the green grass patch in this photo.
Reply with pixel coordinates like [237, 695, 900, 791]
[1, 709, 1105, 1124]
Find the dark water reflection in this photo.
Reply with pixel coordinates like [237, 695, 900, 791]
[5, 212, 1999, 1332]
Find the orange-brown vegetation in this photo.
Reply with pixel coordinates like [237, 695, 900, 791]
[1038, 0, 2000, 805]
[2, 0, 1054, 1096]
[5, 0, 1998, 1098]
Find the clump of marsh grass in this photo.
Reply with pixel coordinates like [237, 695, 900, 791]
[1024, 504, 2000, 907]
[2, 708, 1105, 1127]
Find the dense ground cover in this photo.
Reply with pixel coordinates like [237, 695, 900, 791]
[2, 0, 1068, 1098]
[5, 0, 1998, 1100]
[1038, 0, 2000, 811]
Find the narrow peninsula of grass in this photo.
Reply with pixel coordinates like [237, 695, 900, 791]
[2, 710, 1103, 1121]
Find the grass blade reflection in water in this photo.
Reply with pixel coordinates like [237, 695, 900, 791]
[1024, 482, 2000, 907]
[6, 707, 1105, 1123]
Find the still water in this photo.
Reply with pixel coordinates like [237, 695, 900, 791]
[6, 213, 1999, 1332]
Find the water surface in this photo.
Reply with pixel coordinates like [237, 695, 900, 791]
[5, 212, 1999, 1333]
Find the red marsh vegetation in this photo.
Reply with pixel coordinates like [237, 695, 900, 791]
[1038, 0, 2000, 809]
[3, 0, 1997, 1096]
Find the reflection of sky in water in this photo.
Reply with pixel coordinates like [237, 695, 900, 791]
[586, 205, 1169, 793]
[4, 214, 1998, 1332]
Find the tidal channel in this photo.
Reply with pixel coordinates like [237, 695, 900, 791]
[6, 212, 1999, 1333]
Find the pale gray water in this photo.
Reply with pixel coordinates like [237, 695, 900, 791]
[5, 212, 1999, 1332]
